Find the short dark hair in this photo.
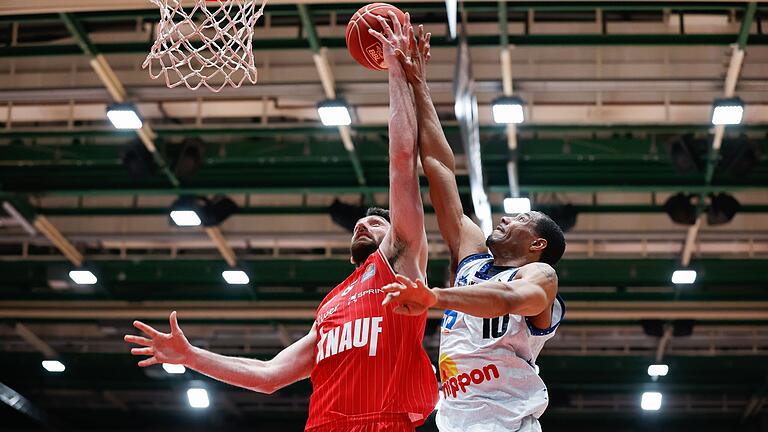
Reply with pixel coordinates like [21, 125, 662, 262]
[365, 207, 390, 223]
[532, 211, 566, 266]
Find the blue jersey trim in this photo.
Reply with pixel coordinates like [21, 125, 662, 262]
[456, 253, 492, 275]
[526, 294, 566, 336]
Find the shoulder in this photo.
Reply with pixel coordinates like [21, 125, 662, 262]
[456, 252, 493, 276]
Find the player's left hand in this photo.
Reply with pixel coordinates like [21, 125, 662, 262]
[382, 274, 437, 316]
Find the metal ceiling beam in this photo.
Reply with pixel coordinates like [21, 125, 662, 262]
[4, 184, 767, 198]
[1, 2, 760, 19]
[4, 33, 768, 58]
[30, 204, 768, 217]
[681, 2, 757, 268]
[2, 300, 767, 321]
[57, 13, 179, 189]
[296, 4, 368, 194]
[3, 124, 768, 140]
[14, 322, 58, 358]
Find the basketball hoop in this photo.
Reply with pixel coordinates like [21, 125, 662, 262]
[143, 0, 267, 92]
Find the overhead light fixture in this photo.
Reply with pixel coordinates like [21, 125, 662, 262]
[106, 103, 143, 130]
[671, 269, 697, 285]
[162, 363, 186, 374]
[69, 270, 97, 285]
[42, 360, 66, 373]
[542, 204, 578, 232]
[492, 96, 525, 124]
[707, 193, 740, 225]
[186, 388, 210, 409]
[711, 97, 744, 125]
[222, 270, 249, 285]
[663, 193, 697, 225]
[648, 364, 669, 377]
[317, 99, 352, 126]
[169, 195, 238, 227]
[170, 210, 202, 227]
[503, 197, 530, 214]
[329, 199, 367, 232]
[641, 391, 663, 411]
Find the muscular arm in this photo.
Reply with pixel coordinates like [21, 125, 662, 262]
[126, 313, 316, 395]
[371, 14, 428, 279]
[412, 77, 486, 271]
[187, 326, 316, 394]
[382, 263, 558, 319]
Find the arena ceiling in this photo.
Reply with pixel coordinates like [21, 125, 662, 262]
[1, 1, 767, 431]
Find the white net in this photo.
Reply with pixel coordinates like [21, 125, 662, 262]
[143, 0, 267, 92]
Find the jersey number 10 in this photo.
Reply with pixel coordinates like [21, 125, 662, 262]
[482, 315, 510, 339]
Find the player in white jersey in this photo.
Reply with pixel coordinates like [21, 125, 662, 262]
[380, 26, 566, 432]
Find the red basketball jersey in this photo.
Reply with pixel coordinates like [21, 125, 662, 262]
[305, 249, 438, 430]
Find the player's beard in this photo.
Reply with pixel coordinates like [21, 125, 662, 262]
[350, 238, 378, 266]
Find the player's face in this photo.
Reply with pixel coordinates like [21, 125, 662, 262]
[486, 212, 539, 257]
[350, 216, 390, 265]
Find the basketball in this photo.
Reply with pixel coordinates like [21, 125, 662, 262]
[345, 3, 407, 70]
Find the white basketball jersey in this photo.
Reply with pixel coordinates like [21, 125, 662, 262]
[435, 253, 565, 432]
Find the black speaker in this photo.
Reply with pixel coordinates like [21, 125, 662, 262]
[663, 193, 697, 225]
[329, 199, 367, 232]
[121, 140, 156, 179]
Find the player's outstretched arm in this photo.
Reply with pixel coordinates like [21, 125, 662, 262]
[396, 26, 486, 271]
[124, 311, 315, 394]
[369, 13, 428, 279]
[382, 263, 558, 318]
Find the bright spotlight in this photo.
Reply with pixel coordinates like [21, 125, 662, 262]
[222, 270, 249, 285]
[106, 103, 143, 130]
[162, 363, 186, 374]
[711, 97, 744, 125]
[671, 270, 697, 285]
[647, 364, 669, 377]
[492, 96, 525, 124]
[503, 197, 531, 214]
[42, 360, 66, 373]
[317, 99, 352, 126]
[69, 270, 97, 285]
[187, 388, 210, 409]
[641, 391, 662, 411]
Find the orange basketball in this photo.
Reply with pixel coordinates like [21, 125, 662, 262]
[345, 3, 407, 70]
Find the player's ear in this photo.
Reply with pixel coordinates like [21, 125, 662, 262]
[530, 238, 547, 252]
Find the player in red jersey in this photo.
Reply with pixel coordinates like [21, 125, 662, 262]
[124, 12, 438, 432]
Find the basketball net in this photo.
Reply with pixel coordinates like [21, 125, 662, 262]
[143, 0, 267, 92]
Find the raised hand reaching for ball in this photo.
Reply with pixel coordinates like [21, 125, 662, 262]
[367, 11, 413, 68]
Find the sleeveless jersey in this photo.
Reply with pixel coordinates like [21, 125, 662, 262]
[305, 249, 439, 430]
[436, 253, 565, 432]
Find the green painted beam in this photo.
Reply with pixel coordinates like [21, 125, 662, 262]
[737, 2, 758, 50]
[2, 259, 768, 302]
[4, 34, 768, 57]
[32, 204, 768, 216]
[4, 124, 768, 140]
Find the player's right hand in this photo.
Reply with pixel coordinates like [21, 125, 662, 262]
[124, 311, 192, 367]
[395, 24, 431, 86]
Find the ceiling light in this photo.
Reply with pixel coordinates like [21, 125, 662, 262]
[647, 364, 669, 377]
[42, 360, 66, 373]
[641, 391, 662, 411]
[162, 363, 186, 374]
[711, 97, 744, 125]
[106, 103, 143, 130]
[503, 197, 530, 214]
[222, 270, 249, 285]
[671, 269, 697, 285]
[492, 96, 525, 124]
[170, 195, 238, 228]
[663, 193, 697, 225]
[317, 99, 352, 126]
[69, 270, 97, 285]
[170, 210, 202, 227]
[187, 388, 210, 409]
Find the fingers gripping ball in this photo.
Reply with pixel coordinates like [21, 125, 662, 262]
[345, 3, 406, 70]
